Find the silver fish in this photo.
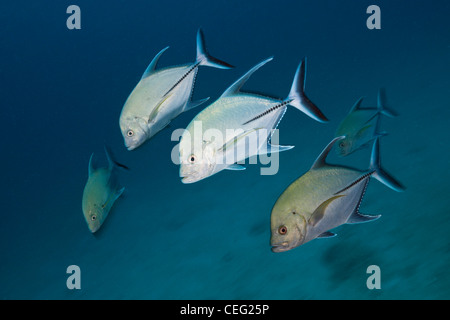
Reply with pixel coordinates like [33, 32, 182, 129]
[270, 136, 404, 252]
[119, 29, 232, 150]
[82, 148, 127, 233]
[335, 88, 397, 156]
[179, 57, 328, 183]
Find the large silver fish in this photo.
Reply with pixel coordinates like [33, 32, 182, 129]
[82, 148, 127, 233]
[270, 136, 404, 253]
[335, 88, 397, 156]
[178, 57, 328, 183]
[119, 29, 232, 150]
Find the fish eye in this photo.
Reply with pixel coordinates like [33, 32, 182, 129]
[91, 215, 97, 221]
[127, 130, 134, 137]
[189, 154, 196, 163]
[278, 225, 288, 235]
[339, 142, 346, 148]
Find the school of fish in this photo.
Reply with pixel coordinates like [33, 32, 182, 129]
[81, 28, 404, 256]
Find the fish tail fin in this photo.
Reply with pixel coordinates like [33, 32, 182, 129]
[369, 137, 405, 192]
[377, 88, 398, 118]
[196, 28, 233, 69]
[286, 57, 328, 123]
[104, 146, 129, 171]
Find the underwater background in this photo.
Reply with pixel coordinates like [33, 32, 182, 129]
[1, 0, 449, 299]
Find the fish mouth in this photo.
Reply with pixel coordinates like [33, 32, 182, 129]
[181, 176, 198, 184]
[271, 242, 290, 253]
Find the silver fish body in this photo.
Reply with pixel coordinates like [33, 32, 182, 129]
[120, 29, 232, 150]
[179, 57, 328, 183]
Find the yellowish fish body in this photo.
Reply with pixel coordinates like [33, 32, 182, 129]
[82, 150, 125, 233]
[270, 136, 404, 252]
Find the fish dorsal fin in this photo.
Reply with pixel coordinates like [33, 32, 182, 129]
[309, 195, 345, 227]
[349, 97, 365, 112]
[141, 46, 170, 80]
[220, 57, 273, 98]
[311, 136, 345, 170]
[88, 153, 95, 176]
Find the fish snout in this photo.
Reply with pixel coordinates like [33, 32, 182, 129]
[271, 241, 290, 253]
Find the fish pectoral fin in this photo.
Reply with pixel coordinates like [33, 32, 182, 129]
[218, 128, 262, 153]
[346, 211, 381, 224]
[101, 187, 125, 209]
[309, 195, 345, 227]
[355, 124, 373, 139]
[317, 231, 336, 238]
[147, 92, 173, 123]
[225, 164, 246, 170]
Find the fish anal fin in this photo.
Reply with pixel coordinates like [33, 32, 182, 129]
[309, 195, 345, 227]
[317, 231, 336, 238]
[259, 143, 294, 156]
[225, 164, 246, 171]
[346, 212, 381, 224]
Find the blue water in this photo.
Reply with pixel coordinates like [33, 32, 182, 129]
[1, 0, 449, 299]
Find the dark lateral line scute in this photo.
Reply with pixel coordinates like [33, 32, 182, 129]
[163, 62, 201, 97]
[334, 171, 374, 195]
[242, 100, 291, 126]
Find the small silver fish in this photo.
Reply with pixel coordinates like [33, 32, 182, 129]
[82, 148, 127, 233]
[270, 136, 404, 253]
[119, 29, 232, 150]
[335, 88, 397, 156]
[179, 57, 328, 183]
